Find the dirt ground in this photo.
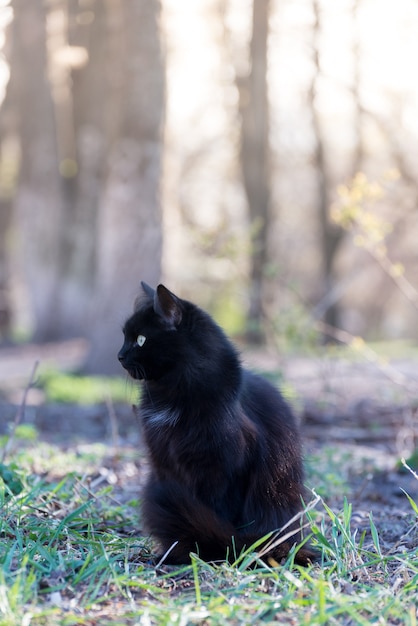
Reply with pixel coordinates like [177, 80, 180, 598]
[0, 339, 417, 555]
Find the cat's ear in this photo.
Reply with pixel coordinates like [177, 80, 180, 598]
[134, 281, 155, 311]
[154, 284, 182, 328]
[141, 281, 155, 298]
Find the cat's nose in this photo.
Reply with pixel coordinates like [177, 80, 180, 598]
[117, 350, 126, 363]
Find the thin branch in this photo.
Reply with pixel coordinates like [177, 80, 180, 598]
[400, 458, 418, 482]
[1, 360, 39, 464]
[315, 320, 418, 393]
[256, 493, 321, 561]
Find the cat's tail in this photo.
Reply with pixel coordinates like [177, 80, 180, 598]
[141, 480, 317, 566]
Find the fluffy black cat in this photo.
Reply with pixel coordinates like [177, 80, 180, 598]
[118, 282, 317, 566]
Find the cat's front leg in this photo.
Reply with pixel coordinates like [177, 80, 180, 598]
[141, 477, 237, 564]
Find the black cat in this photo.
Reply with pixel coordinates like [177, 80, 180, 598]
[118, 282, 317, 566]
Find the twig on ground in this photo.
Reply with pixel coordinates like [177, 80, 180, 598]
[256, 492, 321, 562]
[1, 360, 39, 463]
[105, 394, 120, 448]
[400, 458, 418, 482]
[156, 541, 179, 568]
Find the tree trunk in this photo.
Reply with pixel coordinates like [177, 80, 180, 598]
[84, 0, 165, 374]
[0, 190, 13, 341]
[10, 0, 65, 340]
[310, 0, 344, 334]
[238, 0, 271, 343]
[53, 0, 109, 336]
[0, 48, 16, 342]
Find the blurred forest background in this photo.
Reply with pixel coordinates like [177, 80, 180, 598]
[0, 0, 418, 374]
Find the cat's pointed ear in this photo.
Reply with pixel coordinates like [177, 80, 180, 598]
[134, 281, 155, 311]
[154, 284, 182, 328]
[141, 281, 155, 298]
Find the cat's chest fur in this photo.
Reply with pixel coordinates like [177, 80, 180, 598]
[140, 404, 180, 428]
[139, 398, 245, 493]
[141, 402, 222, 461]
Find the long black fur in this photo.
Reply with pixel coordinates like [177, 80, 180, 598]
[118, 283, 317, 565]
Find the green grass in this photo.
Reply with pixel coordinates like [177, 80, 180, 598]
[0, 436, 417, 625]
[305, 447, 353, 500]
[39, 370, 132, 405]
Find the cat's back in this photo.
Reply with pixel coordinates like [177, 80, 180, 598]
[239, 368, 299, 437]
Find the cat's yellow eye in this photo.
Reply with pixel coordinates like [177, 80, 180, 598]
[137, 334, 146, 347]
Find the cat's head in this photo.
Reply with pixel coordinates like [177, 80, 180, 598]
[118, 282, 184, 381]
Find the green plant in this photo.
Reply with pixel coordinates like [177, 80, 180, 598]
[332, 171, 418, 312]
[39, 370, 134, 405]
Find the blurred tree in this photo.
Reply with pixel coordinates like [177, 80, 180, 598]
[309, 0, 343, 333]
[9, 0, 66, 340]
[0, 109, 15, 341]
[2, 0, 164, 372]
[84, 0, 165, 373]
[237, 0, 271, 343]
[0, 176, 12, 341]
[54, 0, 109, 337]
[309, 0, 362, 335]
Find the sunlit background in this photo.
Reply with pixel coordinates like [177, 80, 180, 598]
[0, 0, 418, 372]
